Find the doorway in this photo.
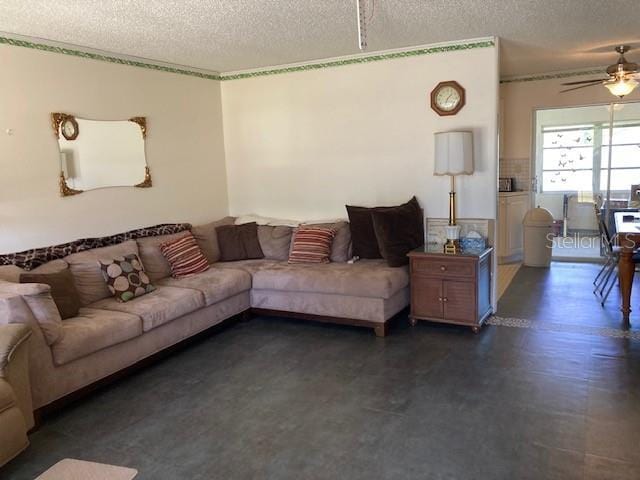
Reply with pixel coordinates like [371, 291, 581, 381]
[532, 101, 640, 261]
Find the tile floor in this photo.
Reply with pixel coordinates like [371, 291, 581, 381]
[3, 262, 640, 479]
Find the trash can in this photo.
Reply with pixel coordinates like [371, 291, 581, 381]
[523, 207, 554, 267]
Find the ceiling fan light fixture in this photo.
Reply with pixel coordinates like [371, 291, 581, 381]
[604, 76, 638, 98]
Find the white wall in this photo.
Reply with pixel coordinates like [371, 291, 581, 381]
[0, 45, 228, 253]
[221, 44, 499, 224]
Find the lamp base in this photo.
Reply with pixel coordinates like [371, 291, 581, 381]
[444, 239, 460, 255]
[444, 224, 461, 254]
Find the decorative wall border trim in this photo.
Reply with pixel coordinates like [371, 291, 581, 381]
[500, 67, 606, 84]
[0, 33, 610, 86]
[218, 39, 495, 81]
[0, 34, 496, 83]
[0, 35, 222, 81]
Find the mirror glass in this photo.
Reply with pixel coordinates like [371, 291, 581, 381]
[55, 115, 149, 193]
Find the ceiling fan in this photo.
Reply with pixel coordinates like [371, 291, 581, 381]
[561, 45, 639, 98]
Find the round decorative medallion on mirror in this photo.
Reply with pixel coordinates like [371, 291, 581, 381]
[61, 116, 79, 140]
[430, 81, 466, 116]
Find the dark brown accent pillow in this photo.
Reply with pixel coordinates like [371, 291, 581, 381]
[371, 199, 424, 267]
[346, 197, 422, 260]
[239, 223, 265, 259]
[346, 206, 383, 259]
[216, 223, 264, 262]
[20, 268, 81, 319]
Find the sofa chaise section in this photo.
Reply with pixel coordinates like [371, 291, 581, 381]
[239, 259, 410, 336]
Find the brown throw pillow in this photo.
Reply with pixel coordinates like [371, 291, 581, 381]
[216, 223, 264, 262]
[20, 268, 81, 319]
[371, 199, 424, 267]
[345, 206, 382, 259]
[346, 197, 422, 259]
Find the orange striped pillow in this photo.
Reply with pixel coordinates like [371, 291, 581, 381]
[288, 227, 336, 264]
[160, 232, 209, 278]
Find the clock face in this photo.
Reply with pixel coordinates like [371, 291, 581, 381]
[430, 81, 465, 116]
[436, 86, 461, 111]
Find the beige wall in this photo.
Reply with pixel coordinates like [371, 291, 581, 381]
[221, 45, 499, 223]
[0, 45, 228, 253]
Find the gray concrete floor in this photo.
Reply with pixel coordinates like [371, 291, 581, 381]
[3, 264, 640, 479]
[498, 261, 640, 333]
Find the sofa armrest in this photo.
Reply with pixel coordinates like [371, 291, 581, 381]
[0, 324, 34, 430]
[0, 281, 63, 345]
[0, 324, 31, 373]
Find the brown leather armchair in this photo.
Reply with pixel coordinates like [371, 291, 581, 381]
[0, 324, 33, 467]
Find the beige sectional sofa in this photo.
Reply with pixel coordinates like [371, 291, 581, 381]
[0, 217, 409, 417]
[0, 324, 33, 467]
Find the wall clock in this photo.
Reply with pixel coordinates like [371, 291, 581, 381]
[61, 116, 79, 140]
[430, 81, 466, 116]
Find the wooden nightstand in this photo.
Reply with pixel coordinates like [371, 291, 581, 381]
[407, 246, 493, 333]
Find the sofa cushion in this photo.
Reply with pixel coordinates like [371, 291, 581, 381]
[252, 259, 409, 299]
[157, 268, 251, 306]
[65, 240, 140, 306]
[99, 254, 156, 302]
[190, 217, 236, 264]
[214, 259, 284, 275]
[257, 226, 293, 261]
[51, 308, 143, 365]
[0, 259, 68, 284]
[20, 268, 81, 319]
[137, 232, 189, 282]
[91, 285, 205, 332]
[160, 232, 209, 278]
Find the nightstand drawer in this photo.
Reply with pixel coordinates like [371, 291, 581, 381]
[411, 257, 475, 279]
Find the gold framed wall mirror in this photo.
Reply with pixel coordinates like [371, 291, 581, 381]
[51, 113, 152, 197]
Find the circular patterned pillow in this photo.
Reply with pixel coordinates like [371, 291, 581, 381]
[99, 253, 155, 302]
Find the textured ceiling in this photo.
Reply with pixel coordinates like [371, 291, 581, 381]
[1, 0, 639, 76]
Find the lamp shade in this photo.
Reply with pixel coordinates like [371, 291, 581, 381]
[434, 131, 474, 176]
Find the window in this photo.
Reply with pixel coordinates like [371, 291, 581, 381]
[541, 125, 595, 192]
[600, 124, 640, 191]
[538, 116, 640, 194]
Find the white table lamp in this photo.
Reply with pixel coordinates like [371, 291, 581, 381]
[434, 131, 474, 253]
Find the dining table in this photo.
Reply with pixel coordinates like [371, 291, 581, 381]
[614, 211, 640, 326]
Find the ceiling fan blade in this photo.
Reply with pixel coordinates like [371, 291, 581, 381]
[560, 83, 601, 93]
[561, 79, 606, 86]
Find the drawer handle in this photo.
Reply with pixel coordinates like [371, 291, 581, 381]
[440, 266, 447, 271]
